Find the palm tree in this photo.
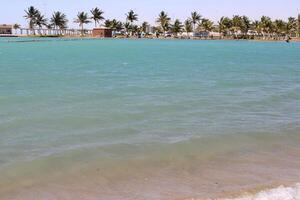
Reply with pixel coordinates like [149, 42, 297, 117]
[46, 24, 52, 30]
[50, 11, 68, 35]
[287, 17, 297, 36]
[156, 11, 171, 36]
[297, 14, 300, 37]
[24, 6, 39, 34]
[241, 16, 251, 36]
[13, 23, 20, 29]
[184, 19, 193, 37]
[75, 12, 91, 35]
[200, 18, 214, 32]
[172, 19, 183, 36]
[190, 11, 201, 33]
[126, 10, 138, 35]
[251, 20, 261, 35]
[273, 19, 286, 37]
[131, 25, 141, 36]
[296, 14, 300, 37]
[110, 19, 122, 31]
[116, 21, 123, 32]
[104, 19, 112, 28]
[126, 10, 138, 24]
[13, 24, 20, 34]
[260, 16, 273, 38]
[123, 22, 131, 36]
[35, 11, 47, 35]
[231, 15, 243, 34]
[90, 7, 104, 27]
[104, 19, 122, 35]
[218, 17, 232, 36]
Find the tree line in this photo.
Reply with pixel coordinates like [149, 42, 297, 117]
[20, 6, 300, 38]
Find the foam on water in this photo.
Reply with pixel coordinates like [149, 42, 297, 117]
[221, 184, 300, 200]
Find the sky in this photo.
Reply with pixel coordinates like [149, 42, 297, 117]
[1, 0, 300, 28]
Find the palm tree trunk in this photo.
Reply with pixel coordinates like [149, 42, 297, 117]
[193, 23, 195, 36]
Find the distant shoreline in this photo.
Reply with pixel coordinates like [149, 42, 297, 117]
[2, 35, 300, 42]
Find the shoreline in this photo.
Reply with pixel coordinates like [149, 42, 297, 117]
[2, 34, 300, 42]
[1, 131, 300, 200]
[2, 181, 299, 200]
[184, 182, 300, 200]
[215, 182, 300, 200]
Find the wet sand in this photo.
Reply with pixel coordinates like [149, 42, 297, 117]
[1, 131, 300, 200]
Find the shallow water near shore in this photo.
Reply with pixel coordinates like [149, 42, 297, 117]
[0, 38, 300, 199]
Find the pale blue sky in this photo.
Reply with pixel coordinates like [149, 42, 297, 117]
[1, 0, 300, 28]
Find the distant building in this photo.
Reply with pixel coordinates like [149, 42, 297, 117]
[0, 24, 12, 34]
[145, 25, 155, 34]
[209, 32, 222, 37]
[181, 32, 194, 37]
[92, 27, 112, 38]
[194, 31, 210, 37]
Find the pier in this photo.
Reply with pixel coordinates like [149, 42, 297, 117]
[15, 28, 92, 36]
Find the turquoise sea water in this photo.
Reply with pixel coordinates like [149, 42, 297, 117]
[0, 38, 300, 199]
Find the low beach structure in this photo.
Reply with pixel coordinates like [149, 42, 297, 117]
[17, 28, 92, 37]
[0, 24, 12, 35]
[92, 27, 112, 38]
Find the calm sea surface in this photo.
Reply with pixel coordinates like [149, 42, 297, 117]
[0, 38, 300, 199]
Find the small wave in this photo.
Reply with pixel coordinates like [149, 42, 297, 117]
[220, 183, 300, 200]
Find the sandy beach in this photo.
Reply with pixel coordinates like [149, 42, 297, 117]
[1, 131, 300, 200]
